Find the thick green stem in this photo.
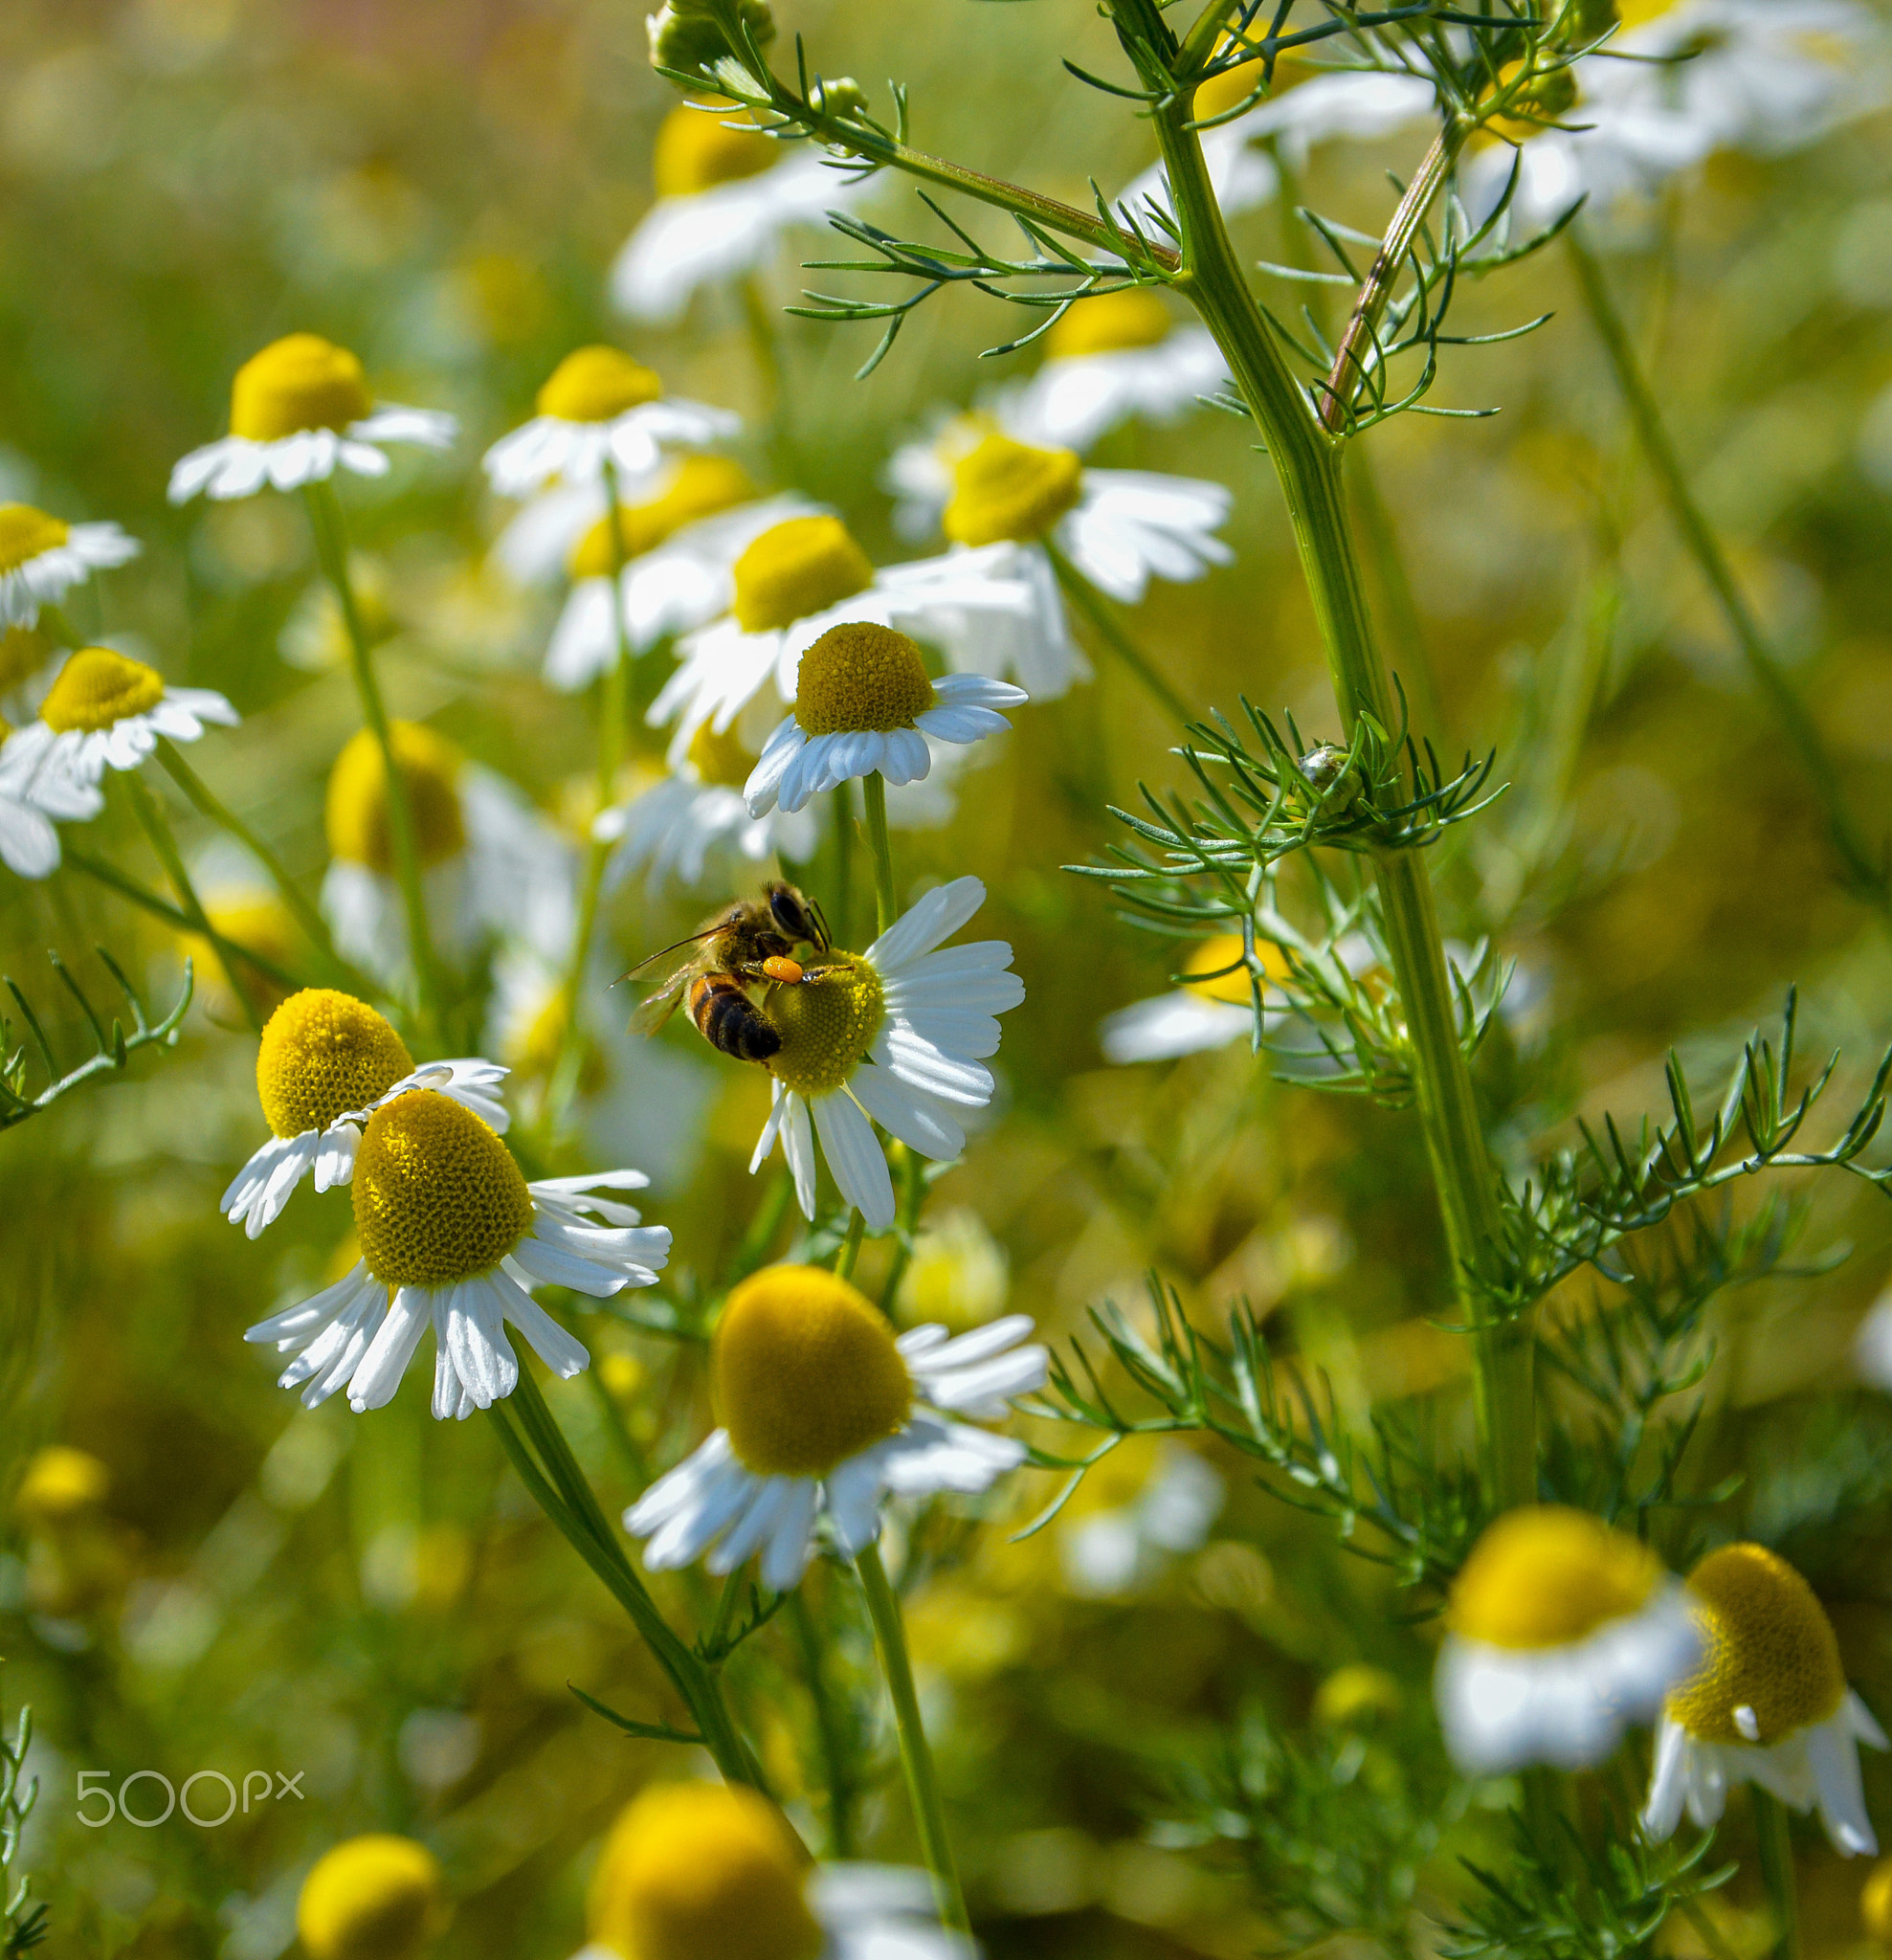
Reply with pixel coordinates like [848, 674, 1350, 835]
[1347, 449, 1445, 742]
[1750, 1788, 1801, 1960]
[855, 1541, 970, 1934]
[860, 771, 897, 938]
[1043, 542, 1195, 724]
[832, 781, 856, 947]
[1565, 225, 1891, 920]
[835, 1213, 867, 1281]
[303, 480, 448, 1036]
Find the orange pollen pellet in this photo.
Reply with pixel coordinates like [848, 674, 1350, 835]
[762, 956, 804, 983]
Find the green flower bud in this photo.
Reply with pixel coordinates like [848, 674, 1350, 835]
[808, 75, 871, 123]
[647, 0, 775, 90]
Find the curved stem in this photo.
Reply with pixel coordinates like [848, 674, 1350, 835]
[860, 771, 898, 937]
[855, 1540, 970, 1934]
[1043, 543, 1195, 724]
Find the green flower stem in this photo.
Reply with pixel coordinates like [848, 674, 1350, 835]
[787, 1587, 857, 1858]
[855, 1540, 971, 1935]
[878, 1146, 926, 1316]
[727, 1163, 794, 1284]
[63, 844, 307, 994]
[1751, 1787, 1802, 1960]
[1347, 449, 1445, 742]
[1565, 224, 1891, 920]
[860, 770, 898, 938]
[1042, 542, 1195, 725]
[302, 479, 448, 1039]
[122, 772, 263, 1032]
[741, 272, 794, 471]
[152, 737, 369, 995]
[833, 781, 856, 947]
[835, 1212, 867, 1281]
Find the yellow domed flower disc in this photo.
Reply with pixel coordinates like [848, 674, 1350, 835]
[1047, 287, 1173, 360]
[14, 1445, 110, 1528]
[943, 431, 1084, 548]
[296, 1833, 449, 1960]
[731, 516, 875, 634]
[0, 505, 69, 576]
[1448, 1505, 1663, 1650]
[39, 647, 166, 734]
[324, 722, 467, 874]
[1193, 57, 1267, 121]
[686, 718, 755, 789]
[185, 894, 302, 1015]
[256, 988, 415, 1139]
[230, 334, 374, 443]
[763, 954, 884, 1099]
[1667, 1543, 1848, 1746]
[536, 345, 663, 424]
[714, 1264, 912, 1477]
[567, 455, 756, 577]
[1862, 1858, 1892, 1944]
[654, 99, 779, 198]
[0, 624, 56, 692]
[794, 622, 936, 735]
[589, 1784, 823, 1960]
[1181, 933, 1291, 1005]
[1480, 58, 1580, 146]
[1618, 0, 1676, 24]
[352, 1089, 534, 1290]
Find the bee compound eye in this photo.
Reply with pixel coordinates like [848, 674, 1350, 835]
[762, 956, 805, 984]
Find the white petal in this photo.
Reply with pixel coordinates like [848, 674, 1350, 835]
[813, 1092, 895, 1232]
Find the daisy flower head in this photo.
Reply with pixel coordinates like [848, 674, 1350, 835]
[483, 345, 739, 501]
[578, 1781, 975, 1960]
[297, 1834, 450, 1960]
[246, 1087, 670, 1419]
[744, 621, 1025, 818]
[0, 722, 101, 880]
[625, 1261, 1046, 1590]
[1434, 1505, 1702, 1775]
[746, 875, 1023, 1232]
[167, 333, 456, 504]
[0, 503, 139, 630]
[647, 511, 1049, 743]
[220, 987, 510, 1238]
[1100, 932, 1293, 1064]
[2, 645, 236, 790]
[1643, 1541, 1887, 1855]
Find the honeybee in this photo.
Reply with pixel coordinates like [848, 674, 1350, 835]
[628, 881, 835, 1063]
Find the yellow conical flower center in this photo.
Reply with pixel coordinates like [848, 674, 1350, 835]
[731, 516, 874, 634]
[589, 1784, 823, 1960]
[536, 345, 663, 424]
[1047, 286, 1173, 360]
[794, 622, 935, 735]
[0, 504, 69, 575]
[296, 1833, 449, 1960]
[325, 723, 467, 874]
[944, 431, 1084, 547]
[0, 625, 56, 691]
[39, 647, 166, 733]
[1448, 1505, 1663, 1649]
[1618, 0, 1677, 24]
[256, 988, 414, 1139]
[230, 334, 374, 443]
[653, 99, 779, 198]
[352, 1090, 534, 1290]
[764, 954, 884, 1098]
[1667, 1543, 1848, 1745]
[568, 455, 756, 577]
[185, 894, 302, 1014]
[713, 1264, 912, 1477]
[14, 1445, 110, 1528]
[686, 718, 755, 788]
[1181, 933, 1291, 1005]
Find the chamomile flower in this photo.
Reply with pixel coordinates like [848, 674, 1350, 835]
[577, 1782, 974, 1960]
[0, 503, 139, 629]
[597, 719, 819, 896]
[482, 345, 738, 501]
[1434, 1505, 1702, 1775]
[245, 1088, 670, 1419]
[297, 1835, 450, 1960]
[1003, 288, 1230, 456]
[747, 876, 1022, 1233]
[1100, 933, 1292, 1064]
[0, 645, 236, 789]
[1643, 1542, 1887, 1855]
[167, 334, 456, 503]
[612, 97, 874, 326]
[647, 513, 1050, 746]
[220, 988, 510, 1238]
[0, 724, 101, 880]
[744, 622, 1025, 818]
[626, 1263, 1045, 1590]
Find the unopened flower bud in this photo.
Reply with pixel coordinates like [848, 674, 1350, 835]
[808, 75, 870, 122]
[647, 0, 775, 92]
[1298, 743, 1361, 810]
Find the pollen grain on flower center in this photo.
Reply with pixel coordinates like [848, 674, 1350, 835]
[256, 988, 415, 1139]
[653, 99, 780, 198]
[352, 1089, 534, 1290]
[0, 503, 69, 575]
[1182, 933, 1290, 1005]
[713, 1264, 912, 1478]
[731, 516, 875, 635]
[763, 954, 884, 1098]
[39, 647, 167, 734]
[229, 334, 374, 443]
[568, 455, 755, 577]
[944, 430, 1085, 547]
[536, 345, 663, 425]
[1047, 286, 1173, 360]
[794, 622, 936, 735]
[1447, 1505, 1663, 1650]
[325, 722, 467, 873]
[1666, 1542, 1848, 1745]
[590, 1783, 824, 1960]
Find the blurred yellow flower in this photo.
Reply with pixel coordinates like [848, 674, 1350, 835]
[296, 1834, 450, 1960]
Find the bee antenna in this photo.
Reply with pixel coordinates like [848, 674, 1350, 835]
[807, 896, 833, 951]
[624, 924, 724, 973]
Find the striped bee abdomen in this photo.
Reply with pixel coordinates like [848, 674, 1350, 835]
[688, 974, 782, 1062]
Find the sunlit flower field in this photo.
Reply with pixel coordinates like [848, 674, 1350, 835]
[7, 0, 1892, 1954]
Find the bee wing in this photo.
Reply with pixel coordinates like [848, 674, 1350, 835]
[627, 943, 705, 1034]
[633, 983, 687, 1037]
